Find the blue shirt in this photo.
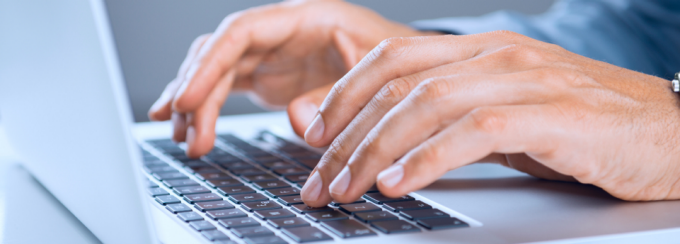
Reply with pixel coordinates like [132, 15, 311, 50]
[411, 0, 680, 80]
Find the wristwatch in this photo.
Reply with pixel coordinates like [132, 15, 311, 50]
[673, 72, 679, 92]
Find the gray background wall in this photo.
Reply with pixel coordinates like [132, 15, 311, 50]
[104, 0, 555, 122]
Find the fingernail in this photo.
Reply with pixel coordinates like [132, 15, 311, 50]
[304, 113, 325, 144]
[302, 171, 322, 202]
[329, 167, 351, 196]
[378, 165, 404, 188]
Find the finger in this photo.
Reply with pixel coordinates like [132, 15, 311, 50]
[376, 104, 562, 197]
[184, 68, 237, 158]
[328, 72, 558, 203]
[149, 34, 212, 121]
[304, 33, 531, 146]
[171, 112, 188, 143]
[172, 4, 303, 113]
[288, 83, 335, 138]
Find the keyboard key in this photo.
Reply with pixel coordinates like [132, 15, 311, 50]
[253, 180, 290, 190]
[155, 195, 180, 205]
[354, 211, 398, 223]
[242, 174, 278, 182]
[277, 195, 304, 206]
[242, 201, 282, 212]
[147, 187, 169, 197]
[251, 156, 280, 164]
[306, 211, 348, 222]
[173, 185, 211, 196]
[262, 161, 297, 169]
[185, 166, 221, 175]
[363, 193, 414, 204]
[143, 165, 176, 174]
[221, 162, 255, 170]
[282, 226, 333, 242]
[231, 226, 275, 238]
[201, 230, 232, 241]
[338, 202, 381, 214]
[177, 211, 203, 222]
[229, 193, 269, 204]
[330, 199, 366, 206]
[217, 186, 256, 195]
[213, 240, 238, 244]
[265, 187, 301, 197]
[383, 200, 432, 212]
[189, 220, 217, 231]
[370, 220, 421, 234]
[283, 174, 308, 183]
[400, 209, 450, 220]
[206, 178, 243, 188]
[212, 156, 243, 165]
[196, 172, 232, 181]
[267, 217, 310, 229]
[143, 159, 167, 167]
[294, 158, 319, 170]
[219, 217, 261, 229]
[163, 179, 199, 188]
[417, 217, 469, 230]
[181, 160, 212, 168]
[244, 236, 287, 244]
[321, 219, 376, 238]
[183, 193, 223, 203]
[273, 167, 310, 176]
[165, 203, 193, 213]
[153, 172, 188, 181]
[195, 200, 235, 212]
[295, 181, 306, 188]
[254, 209, 296, 220]
[206, 209, 248, 220]
[232, 168, 266, 176]
[290, 204, 334, 214]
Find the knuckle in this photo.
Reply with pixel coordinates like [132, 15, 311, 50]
[378, 76, 417, 102]
[498, 44, 546, 65]
[468, 107, 508, 135]
[417, 141, 445, 166]
[413, 78, 452, 103]
[373, 37, 411, 60]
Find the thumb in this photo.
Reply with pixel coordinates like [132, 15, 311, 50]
[288, 83, 335, 139]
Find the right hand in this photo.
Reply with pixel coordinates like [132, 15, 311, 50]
[148, 0, 430, 157]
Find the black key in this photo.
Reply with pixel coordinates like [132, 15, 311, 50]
[183, 193, 223, 203]
[242, 174, 278, 183]
[213, 240, 238, 244]
[185, 166, 221, 175]
[143, 165, 176, 174]
[196, 172, 232, 181]
[163, 179, 199, 188]
[283, 174, 308, 183]
[173, 185, 211, 196]
[253, 180, 290, 190]
[273, 167, 310, 176]
[354, 211, 398, 223]
[153, 172, 188, 181]
[265, 187, 301, 198]
[221, 162, 255, 170]
[201, 230, 231, 241]
[400, 209, 450, 220]
[261, 161, 297, 169]
[189, 220, 217, 231]
[330, 199, 366, 206]
[147, 187, 169, 197]
[277, 195, 304, 206]
[177, 211, 203, 222]
[165, 203, 193, 213]
[195, 200, 235, 212]
[295, 181, 306, 188]
[254, 209, 296, 220]
[284, 150, 318, 159]
[206, 178, 243, 188]
[231, 226, 275, 238]
[212, 156, 243, 165]
[217, 185, 256, 195]
[267, 217, 310, 229]
[244, 236, 288, 244]
[417, 217, 469, 230]
[180, 160, 211, 168]
[306, 211, 348, 222]
[228, 193, 269, 204]
[155, 195, 180, 205]
[281, 226, 333, 242]
[232, 168, 266, 176]
[242, 200, 282, 212]
[290, 204, 334, 214]
[370, 220, 421, 234]
[206, 209, 248, 220]
[294, 158, 319, 170]
[384, 200, 432, 212]
[363, 193, 414, 204]
[338, 203, 381, 214]
[142, 159, 167, 167]
[321, 219, 376, 238]
[218, 217, 261, 229]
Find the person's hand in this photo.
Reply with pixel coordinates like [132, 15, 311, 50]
[300, 31, 680, 206]
[147, 0, 430, 157]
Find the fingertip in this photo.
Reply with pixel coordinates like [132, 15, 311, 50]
[184, 125, 215, 158]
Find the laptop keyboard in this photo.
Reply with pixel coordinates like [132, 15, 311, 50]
[141, 132, 469, 243]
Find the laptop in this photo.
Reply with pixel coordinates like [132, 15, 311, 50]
[1, 0, 679, 243]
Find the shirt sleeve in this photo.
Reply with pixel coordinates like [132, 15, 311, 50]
[411, 0, 680, 80]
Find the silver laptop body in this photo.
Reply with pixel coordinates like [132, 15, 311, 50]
[1, 0, 679, 243]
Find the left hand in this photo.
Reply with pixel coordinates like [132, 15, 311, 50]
[298, 31, 680, 206]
